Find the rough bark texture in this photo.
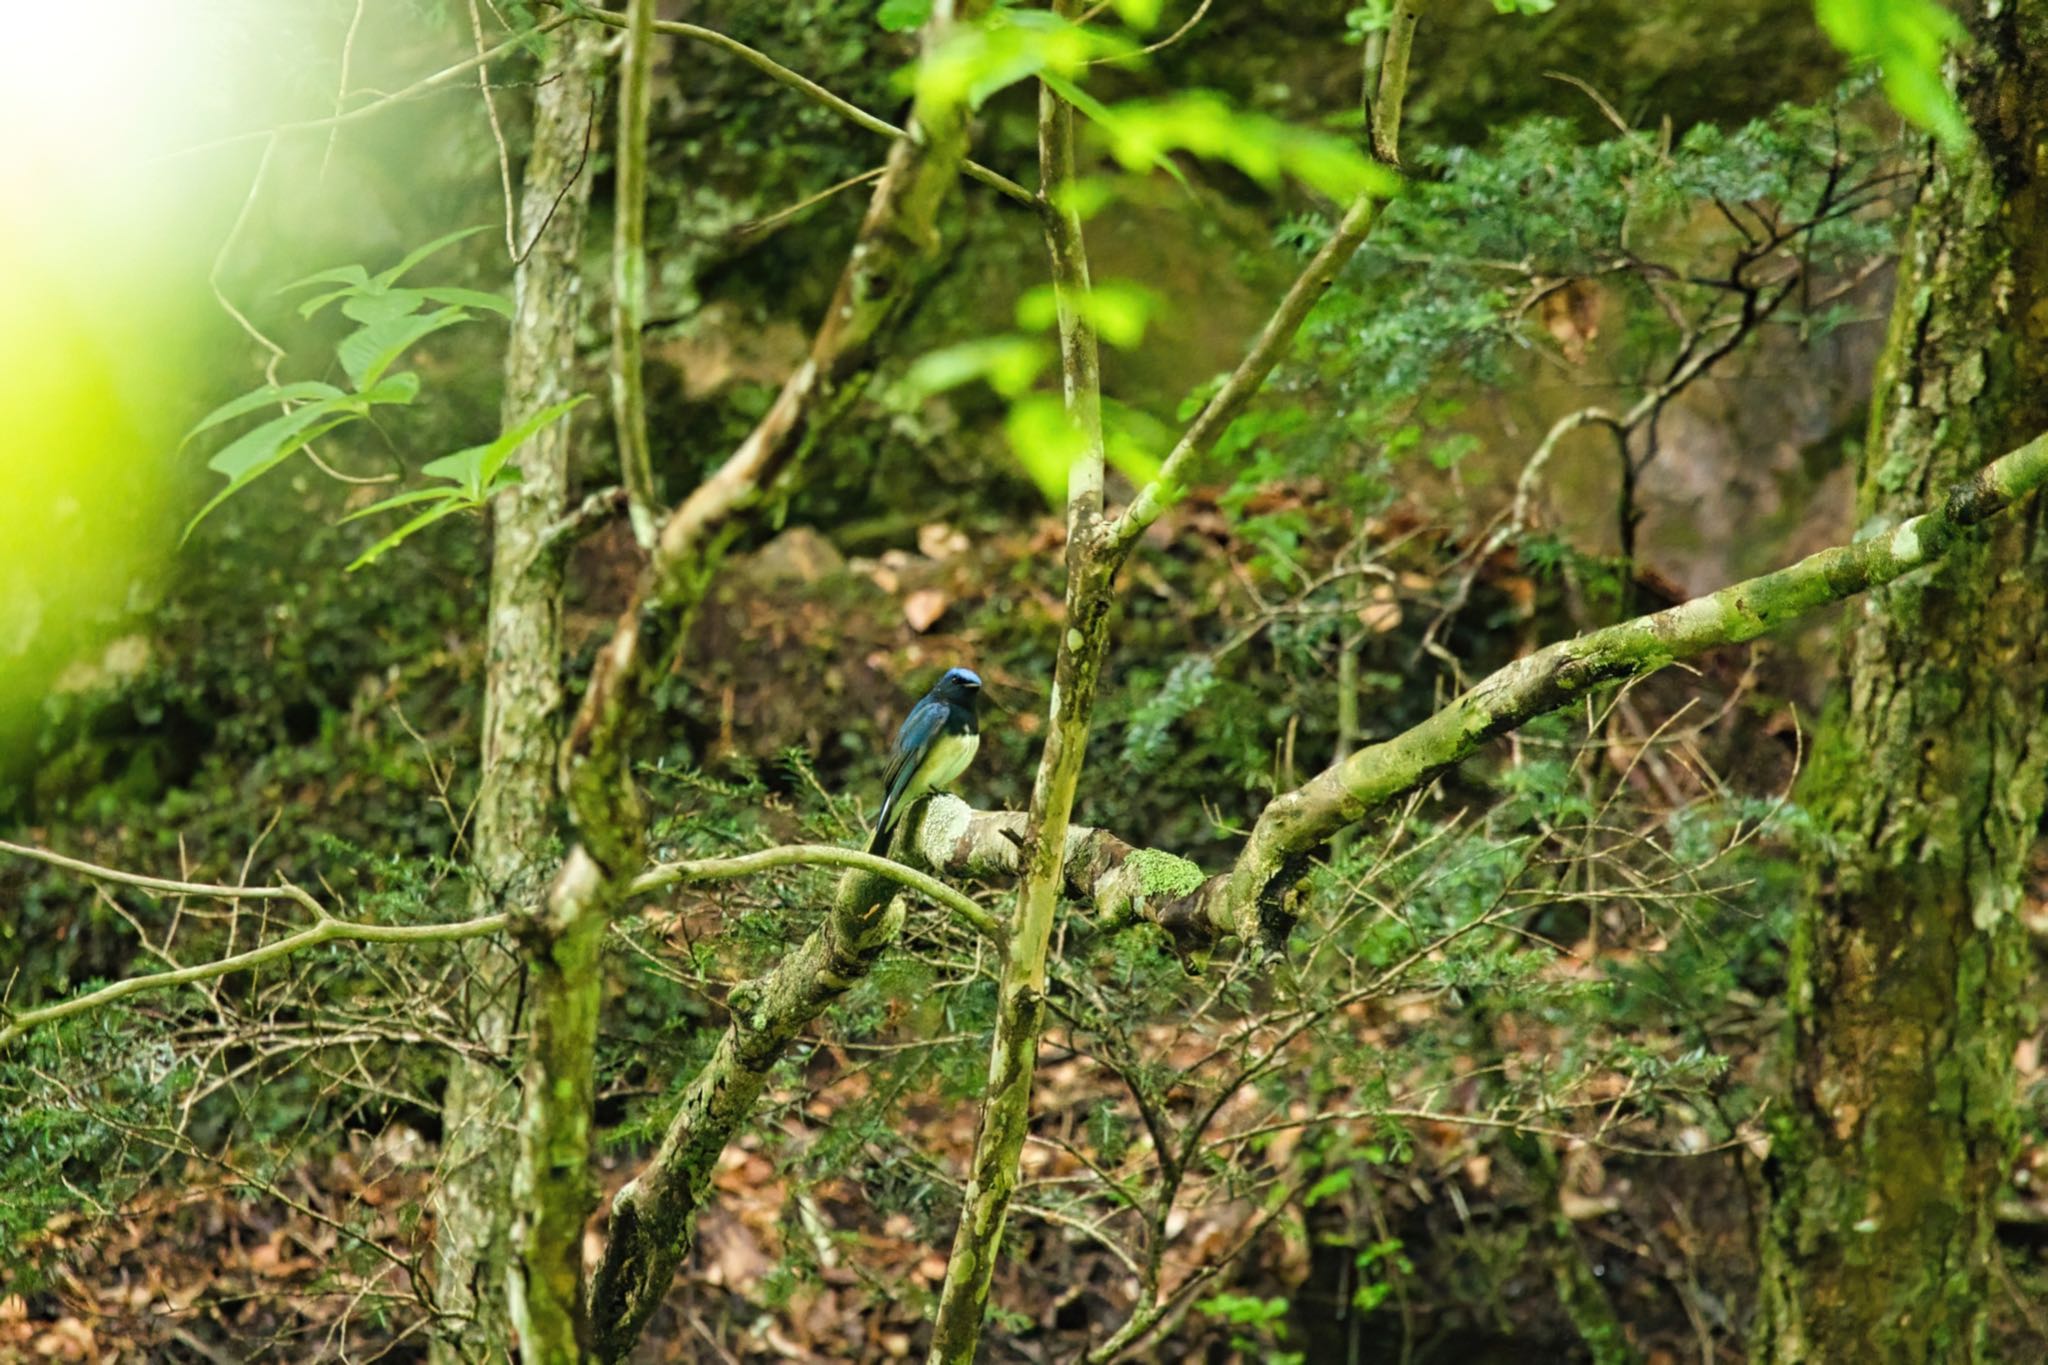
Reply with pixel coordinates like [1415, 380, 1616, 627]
[926, 554, 1118, 1364]
[1756, 8, 2048, 1360]
[430, 25, 599, 1361]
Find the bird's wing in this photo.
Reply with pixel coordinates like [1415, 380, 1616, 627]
[877, 697, 948, 828]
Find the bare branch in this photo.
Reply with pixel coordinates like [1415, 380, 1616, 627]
[610, 0, 660, 547]
[0, 912, 509, 1054]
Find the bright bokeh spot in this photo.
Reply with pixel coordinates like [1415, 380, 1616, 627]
[0, 1, 231, 777]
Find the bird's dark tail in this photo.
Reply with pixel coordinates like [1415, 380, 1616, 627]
[867, 804, 896, 855]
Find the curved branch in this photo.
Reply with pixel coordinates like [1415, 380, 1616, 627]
[631, 842, 1000, 941]
[0, 838, 325, 915]
[1212, 429, 2048, 938]
[0, 913, 510, 1053]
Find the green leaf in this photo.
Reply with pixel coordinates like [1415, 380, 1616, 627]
[914, 11, 1135, 111]
[297, 286, 358, 319]
[280, 263, 370, 293]
[181, 382, 346, 448]
[204, 400, 350, 478]
[877, 0, 930, 31]
[414, 286, 514, 318]
[182, 413, 358, 543]
[338, 307, 471, 390]
[422, 394, 590, 499]
[1015, 280, 1161, 349]
[1004, 393, 1088, 505]
[903, 337, 1051, 400]
[1041, 71, 1192, 195]
[346, 496, 475, 572]
[1304, 1167, 1354, 1206]
[371, 224, 493, 288]
[1091, 92, 1400, 202]
[340, 288, 427, 325]
[1813, 0, 1969, 147]
[337, 486, 460, 525]
[355, 371, 423, 407]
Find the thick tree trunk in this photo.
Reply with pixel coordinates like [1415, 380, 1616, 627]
[1756, 8, 2048, 1360]
[430, 25, 601, 1361]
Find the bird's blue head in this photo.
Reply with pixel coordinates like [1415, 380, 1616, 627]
[932, 667, 982, 708]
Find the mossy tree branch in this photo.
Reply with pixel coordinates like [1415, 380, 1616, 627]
[928, 49, 1114, 1354]
[1208, 429, 2048, 943]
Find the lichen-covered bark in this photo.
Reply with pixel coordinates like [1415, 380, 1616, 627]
[1210, 430, 2048, 946]
[927, 556, 1118, 1363]
[1755, 8, 2048, 1360]
[431, 25, 600, 1361]
[587, 874, 908, 1361]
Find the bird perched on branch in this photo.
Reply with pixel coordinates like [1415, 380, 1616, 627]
[869, 667, 982, 854]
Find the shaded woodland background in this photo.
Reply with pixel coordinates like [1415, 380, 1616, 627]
[4, 1, 2046, 1361]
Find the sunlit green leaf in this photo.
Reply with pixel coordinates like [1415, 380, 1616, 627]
[341, 288, 427, 326]
[914, 10, 1134, 110]
[421, 394, 589, 499]
[371, 224, 493, 289]
[1015, 280, 1161, 349]
[1813, 0, 1968, 146]
[204, 400, 350, 479]
[337, 485, 459, 525]
[1051, 175, 1116, 221]
[1095, 92, 1402, 201]
[337, 307, 471, 391]
[415, 286, 515, 318]
[182, 413, 358, 543]
[1040, 71, 1191, 194]
[296, 286, 358, 319]
[876, 0, 930, 31]
[1004, 393, 1088, 505]
[356, 371, 423, 407]
[279, 262, 370, 293]
[904, 337, 1052, 400]
[181, 382, 346, 448]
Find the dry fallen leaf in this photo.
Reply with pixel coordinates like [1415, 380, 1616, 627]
[1541, 277, 1604, 363]
[1359, 583, 1403, 634]
[918, 522, 969, 560]
[903, 589, 951, 633]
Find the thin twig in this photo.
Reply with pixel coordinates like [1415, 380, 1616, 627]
[611, 0, 661, 547]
